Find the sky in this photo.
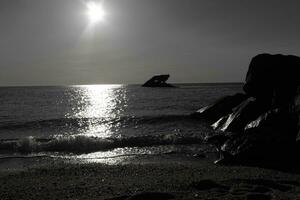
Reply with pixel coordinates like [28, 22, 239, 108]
[1, 0, 300, 86]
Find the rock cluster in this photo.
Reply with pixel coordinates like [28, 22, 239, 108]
[193, 54, 300, 164]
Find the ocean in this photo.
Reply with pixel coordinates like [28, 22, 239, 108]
[0, 84, 242, 169]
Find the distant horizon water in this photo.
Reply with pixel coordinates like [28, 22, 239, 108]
[0, 82, 244, 88]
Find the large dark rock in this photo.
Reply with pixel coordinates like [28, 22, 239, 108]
[217, 108, 298, 163]
[292, 87, 300, 142]
[245, 108, 298, 137]
[196, 53, 300, 164]
[142, 74, 175, 87]
[212, 98, 270, 132]
[191, 93, 248, 121]
[243, 54, 300, 107]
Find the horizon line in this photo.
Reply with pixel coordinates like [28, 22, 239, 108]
[0, 82, 244, 88]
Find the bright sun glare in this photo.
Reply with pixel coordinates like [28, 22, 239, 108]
[86, 1, 106, 24]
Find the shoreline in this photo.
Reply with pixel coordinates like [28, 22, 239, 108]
[1, 154, 300, 200]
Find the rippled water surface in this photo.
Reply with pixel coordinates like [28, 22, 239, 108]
[0, 84, 242, 165]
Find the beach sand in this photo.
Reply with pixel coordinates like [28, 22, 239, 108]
[0, 154, 300, 200]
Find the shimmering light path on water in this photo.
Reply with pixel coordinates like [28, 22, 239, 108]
[65, 84, 127, 138]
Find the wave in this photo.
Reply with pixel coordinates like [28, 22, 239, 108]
[0, 134, 203, 154]
[0, 155, 53, 160]
[0, 115, 198, 131]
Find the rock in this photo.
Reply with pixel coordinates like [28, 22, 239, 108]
[204, 134, 231, 161]
[142, 74, 175, 87]
[218, 108, 298, 163]
[243, 53, 300, 107]
[291, 87, 300, 140]
[291, 88, 300, 156]
[211, 115, 229, 130]
[194, 53, 300, 164]
[191, 93, 248, 121]
[245, 108, 298, 137]
[204, 134, 230, 149]
[296, 140, 300, 155]
[212, 98, 270, 132]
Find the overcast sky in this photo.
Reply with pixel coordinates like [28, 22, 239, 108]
[1, 0, 300, 86]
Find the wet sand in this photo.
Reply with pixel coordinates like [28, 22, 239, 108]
[0, 155, 300, 200]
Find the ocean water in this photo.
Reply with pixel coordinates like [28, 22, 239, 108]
[0, 84, 242, 167]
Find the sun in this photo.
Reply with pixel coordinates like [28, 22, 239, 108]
[86, 1, 106, 24]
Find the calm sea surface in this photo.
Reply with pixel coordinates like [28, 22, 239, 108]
[0, 84, 242, 167]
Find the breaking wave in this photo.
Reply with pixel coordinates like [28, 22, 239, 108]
[0, 134, 203, 154]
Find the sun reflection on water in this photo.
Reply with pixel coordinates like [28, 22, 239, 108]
[66, 84, 126, 138]
[75, 84, 121, 118]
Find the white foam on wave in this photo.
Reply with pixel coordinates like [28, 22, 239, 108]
[0, 134, 203, 154]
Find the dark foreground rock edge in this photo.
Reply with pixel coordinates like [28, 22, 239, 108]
[192, 53, 300, 165]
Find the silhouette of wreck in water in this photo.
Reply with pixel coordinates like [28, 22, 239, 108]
[142, 74, 175, 87]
